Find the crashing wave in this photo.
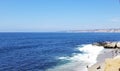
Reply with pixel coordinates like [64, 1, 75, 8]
[46, 44, 104, 71]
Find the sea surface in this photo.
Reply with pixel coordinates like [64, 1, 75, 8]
[0, 33, 120, 71]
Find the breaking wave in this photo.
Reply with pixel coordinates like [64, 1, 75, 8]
[46, 44, 104, 71]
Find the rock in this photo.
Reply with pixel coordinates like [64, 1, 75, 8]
[104, 42, 116, 48]
[117, 42, 120, 49]
[93, 41, 120, 49]
[92, 42, 108, 46]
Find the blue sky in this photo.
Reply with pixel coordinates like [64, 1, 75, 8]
[0, 0, 120, 32]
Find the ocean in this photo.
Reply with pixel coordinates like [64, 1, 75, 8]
[0, 33, 120, 71]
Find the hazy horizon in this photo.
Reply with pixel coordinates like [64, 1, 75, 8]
[0, 0, 120, 32]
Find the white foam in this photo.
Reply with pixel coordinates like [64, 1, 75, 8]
[77, 44, 104, 65]
[46, 44, 104, 71]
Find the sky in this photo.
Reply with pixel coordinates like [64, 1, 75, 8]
[0, 0, 120, 32]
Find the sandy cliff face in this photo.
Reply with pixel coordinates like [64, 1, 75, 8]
[105, 56, 120, 71]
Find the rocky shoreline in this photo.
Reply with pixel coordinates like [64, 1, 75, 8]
[88, 41, 120, 71]
[93, 41, 120, 49]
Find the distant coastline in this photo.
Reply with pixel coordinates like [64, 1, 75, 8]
[66, 28, 120, 33]
[1, 28, 120, 33]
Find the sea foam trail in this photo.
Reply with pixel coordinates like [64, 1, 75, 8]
[46, 44, 104, 71]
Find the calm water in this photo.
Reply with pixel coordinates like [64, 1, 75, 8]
[0, 33, 120, 71]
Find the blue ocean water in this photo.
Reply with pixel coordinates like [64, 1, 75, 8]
[0, 33, 120, 71]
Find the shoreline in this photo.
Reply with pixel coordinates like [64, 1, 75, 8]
[46, 44, 120, 71]
[88, 48, 120, 71]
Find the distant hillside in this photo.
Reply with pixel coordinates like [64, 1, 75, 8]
[67, 28, 120, 33]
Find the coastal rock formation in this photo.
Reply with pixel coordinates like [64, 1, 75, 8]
[117, 42, 120, 48]
[88, 42, 120, 71]
[93, 41, 120, 49]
